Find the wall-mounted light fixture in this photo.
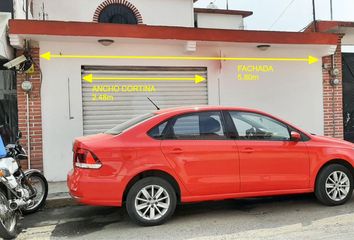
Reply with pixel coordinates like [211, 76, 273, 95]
[257, 44, 271, 51]
[98, 39, 114, 46]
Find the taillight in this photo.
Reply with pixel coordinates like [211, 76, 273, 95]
[74, 148, 102, 169]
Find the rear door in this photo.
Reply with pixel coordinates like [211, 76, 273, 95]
[160, 111, 239, 196]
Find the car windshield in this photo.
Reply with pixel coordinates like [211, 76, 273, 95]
[105, 113, 155, 135]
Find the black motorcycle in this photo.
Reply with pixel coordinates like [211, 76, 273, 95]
[0, 132, 48, 239]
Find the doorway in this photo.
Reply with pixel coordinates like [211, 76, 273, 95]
[342, 53, 354, 143]
[0, 69, 17, 145]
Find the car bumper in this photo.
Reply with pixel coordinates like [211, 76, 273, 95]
[67, 168, 124, 207]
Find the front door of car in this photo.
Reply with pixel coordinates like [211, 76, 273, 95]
[226, 111, 310, 193]
[160, 111, 240, 196]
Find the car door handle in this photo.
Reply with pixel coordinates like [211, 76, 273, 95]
[169, 148, 183, 154]
[240, 148, 255, 153]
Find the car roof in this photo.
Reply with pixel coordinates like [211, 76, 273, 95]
[153, 105, 266, 115]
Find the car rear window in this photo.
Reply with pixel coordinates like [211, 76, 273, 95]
[105, 113, 155, 135]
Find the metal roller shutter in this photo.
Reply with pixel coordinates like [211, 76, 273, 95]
[81, 66, 208, 135]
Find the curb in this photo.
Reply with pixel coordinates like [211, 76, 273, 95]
[45, 193, 79, 209]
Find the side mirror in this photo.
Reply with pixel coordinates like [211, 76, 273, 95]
[17, 131, 22, 139]
[290, 131, 301, 142]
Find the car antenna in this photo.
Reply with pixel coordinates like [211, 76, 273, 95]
[147, 97, 160, 110]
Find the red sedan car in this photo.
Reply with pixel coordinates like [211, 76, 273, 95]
[68, 106, 354, 226]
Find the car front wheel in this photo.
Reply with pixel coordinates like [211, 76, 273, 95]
[315, 164, 353, 206]
[126, 177, 177, 226]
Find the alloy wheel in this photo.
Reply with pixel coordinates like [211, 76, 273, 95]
[325, 171, 351, 201]
[134, 185, 170, 221]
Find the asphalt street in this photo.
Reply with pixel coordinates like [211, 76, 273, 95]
[16, 194, 354, 240]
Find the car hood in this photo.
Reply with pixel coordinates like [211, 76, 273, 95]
[311, 135, 354, 148]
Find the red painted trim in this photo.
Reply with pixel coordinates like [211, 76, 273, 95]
[305, 21, 354, 33]
[315, 21, 340, 32]
[194, 8, 253, 18]
[9, 20, 338, 45]
[336, 21, 354, 28]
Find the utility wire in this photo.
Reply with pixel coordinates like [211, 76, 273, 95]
[268, 0, 297, 30]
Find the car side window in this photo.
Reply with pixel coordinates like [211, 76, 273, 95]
[166, 111, 226, 140]
[173, 115, 200, 138]
[229, 111, 290, 141]
[148, 121, 168, 139]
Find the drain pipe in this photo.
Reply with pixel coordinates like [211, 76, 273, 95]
[21, 75, 33, 169]
[21, 40, 33, 169]
[26, 91, 31, 169]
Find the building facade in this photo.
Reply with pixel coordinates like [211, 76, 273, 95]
[3, 0, 349, 181]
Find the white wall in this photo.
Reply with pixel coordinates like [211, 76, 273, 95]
[0, 13, 13, 59]
[341, 28, 354, 53]
[32, 0, 194, 27]
[13, 0, 32, 19]
[196, 13, 244, 30]
[40, 39, 324, 181]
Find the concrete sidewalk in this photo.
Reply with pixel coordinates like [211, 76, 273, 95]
[46, 181, 77, 208]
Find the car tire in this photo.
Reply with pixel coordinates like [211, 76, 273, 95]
[315, 164, 354, 206]
[126, 177, 177, 226]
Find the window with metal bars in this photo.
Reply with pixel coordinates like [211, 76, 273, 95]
[98, 4, 138, 24]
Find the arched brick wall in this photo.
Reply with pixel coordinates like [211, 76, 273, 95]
[93, 0, 143, 24]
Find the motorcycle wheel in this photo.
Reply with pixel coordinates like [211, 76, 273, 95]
[22, 172, 48, 215]
[0, 189, 18, 239]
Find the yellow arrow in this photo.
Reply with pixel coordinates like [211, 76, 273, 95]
[83, 74, 206, 84]
[41, 52, 318, 64]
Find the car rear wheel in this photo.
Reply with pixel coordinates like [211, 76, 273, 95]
[126, 177, 177, 226]
[315, 164, 353, 206]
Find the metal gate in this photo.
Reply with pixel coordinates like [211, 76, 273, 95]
[81, 66, 208, 135]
